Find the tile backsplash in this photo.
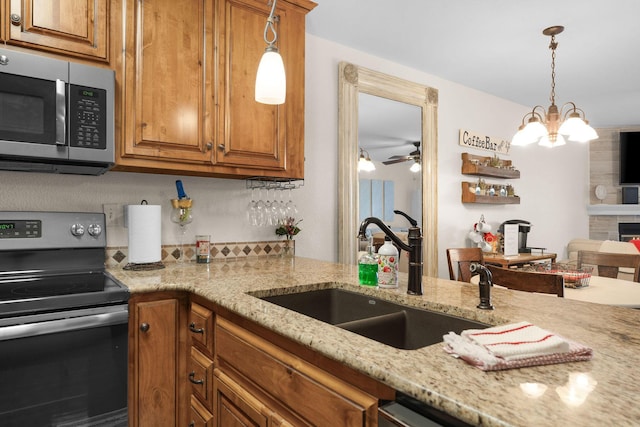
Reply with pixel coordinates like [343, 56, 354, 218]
[106, 240, 293, 268]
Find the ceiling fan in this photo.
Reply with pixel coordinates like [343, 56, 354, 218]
[382, 141, 421, 165]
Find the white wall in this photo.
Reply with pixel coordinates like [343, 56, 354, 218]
[0, 34, 590, 278]
[303, 35, 589, 275]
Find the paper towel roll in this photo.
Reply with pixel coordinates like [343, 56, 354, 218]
[127, 204, 161, 264]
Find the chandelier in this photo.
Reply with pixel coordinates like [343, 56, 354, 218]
[512, 26, 598, 148]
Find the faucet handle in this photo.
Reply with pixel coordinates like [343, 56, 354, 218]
[393, 210, 418, 226]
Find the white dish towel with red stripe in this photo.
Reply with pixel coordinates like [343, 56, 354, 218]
[443, 321, 593, 371]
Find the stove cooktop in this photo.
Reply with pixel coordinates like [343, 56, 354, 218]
[0, 271, 129, 319]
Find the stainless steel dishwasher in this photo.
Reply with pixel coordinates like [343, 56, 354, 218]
[379, 393, 473, 427]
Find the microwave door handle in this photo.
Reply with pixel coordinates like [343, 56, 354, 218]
[55, 79, 66, 146]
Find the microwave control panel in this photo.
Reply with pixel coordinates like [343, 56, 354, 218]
[69, 85, 107, 150]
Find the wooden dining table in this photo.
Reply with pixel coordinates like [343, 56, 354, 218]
[471, 274, 640, 308]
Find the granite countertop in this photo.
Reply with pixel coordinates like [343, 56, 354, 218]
[108, 257, 640, 427]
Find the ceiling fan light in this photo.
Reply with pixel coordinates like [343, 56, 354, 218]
[409, 161, 421, 173]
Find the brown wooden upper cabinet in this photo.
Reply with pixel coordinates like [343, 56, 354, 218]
[113, 0, 316, 179]
[3, 0, 109, 61]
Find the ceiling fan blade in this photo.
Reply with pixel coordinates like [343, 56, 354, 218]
[382, 157, 411, 165]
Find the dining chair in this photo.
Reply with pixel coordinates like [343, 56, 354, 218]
[576, 250, 640, 282]
[486, 265, 565, 297]
[446, 248, 484, 282]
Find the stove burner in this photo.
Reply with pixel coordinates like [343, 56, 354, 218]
[5, 273, 105, 299]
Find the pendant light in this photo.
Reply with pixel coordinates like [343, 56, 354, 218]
[255, 0, 286, 105]
[512, 26, 598, 148]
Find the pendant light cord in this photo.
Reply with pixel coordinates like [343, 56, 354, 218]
[263, 0, 278, 48]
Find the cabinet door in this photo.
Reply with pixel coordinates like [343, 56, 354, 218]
[131, 297, 182, 427]
[214, 0, 285, 173]
[120, 0, 214, 166]
[214, 0, 307, 178]
[213, 369, 270, 427]
[6, 0, 108, 60]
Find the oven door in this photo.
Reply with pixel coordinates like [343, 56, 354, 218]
[0, 305, 128, 426]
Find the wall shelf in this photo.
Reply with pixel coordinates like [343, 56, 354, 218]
[461, 182, 520, 204]
[461, 152, 520, 179]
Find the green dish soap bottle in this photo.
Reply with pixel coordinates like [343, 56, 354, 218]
[358, 237, 378, 287]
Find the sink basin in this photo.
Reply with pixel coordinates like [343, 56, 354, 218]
[260, 288, 488, 350]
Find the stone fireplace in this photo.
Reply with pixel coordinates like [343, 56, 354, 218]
[589, 127, 640, 240]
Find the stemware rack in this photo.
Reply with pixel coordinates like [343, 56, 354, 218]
[245, 177, 304, 190]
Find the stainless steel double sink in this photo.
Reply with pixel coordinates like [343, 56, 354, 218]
[259, 288, 488, 350]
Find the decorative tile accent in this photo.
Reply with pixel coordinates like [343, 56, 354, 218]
[105, 240, 294, 268]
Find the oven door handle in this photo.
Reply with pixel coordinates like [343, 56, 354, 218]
[0, 309, 128, 341]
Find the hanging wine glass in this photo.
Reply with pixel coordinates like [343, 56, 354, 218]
[247, 187, 259, 226]
[255, 188, 266, 226]
[170, 198, 193, 263]
[285, 187, 298, 218]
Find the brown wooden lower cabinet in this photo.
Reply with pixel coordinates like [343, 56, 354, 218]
[215, 316, 381, 426]
[128, 292, 189, 427]
[131, 293, 393, 426]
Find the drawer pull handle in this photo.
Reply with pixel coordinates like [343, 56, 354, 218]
[189, 371, 204, 385]
[140, 323, 150, 332]
[189, 322, 204, 334]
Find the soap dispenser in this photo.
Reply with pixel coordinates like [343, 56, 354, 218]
[358, 237, 378, 287]
[377, 236, 399, 288]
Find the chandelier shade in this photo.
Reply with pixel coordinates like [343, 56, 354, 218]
[512, 26, 598, 148]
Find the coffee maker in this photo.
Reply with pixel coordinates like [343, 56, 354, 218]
[498, 219, 538, 253]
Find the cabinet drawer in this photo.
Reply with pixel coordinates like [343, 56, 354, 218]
[190, 302, 214, 354]
[216, 317, 378, 426]
[190, 395, 214, 427]
[190, 347, 214, 410]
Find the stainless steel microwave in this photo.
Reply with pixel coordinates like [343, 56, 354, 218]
[0, 48, 115, 175]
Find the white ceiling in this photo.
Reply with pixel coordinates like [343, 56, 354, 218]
[306, 0, 640, 132]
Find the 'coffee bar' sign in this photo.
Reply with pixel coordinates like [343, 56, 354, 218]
[459, 129, 510, 155]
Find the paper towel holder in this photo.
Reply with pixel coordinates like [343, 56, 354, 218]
[123, 200, 166, 271]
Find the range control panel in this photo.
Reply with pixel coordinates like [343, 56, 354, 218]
[0, 220, 41, 239]
[0, 212, 106, 251]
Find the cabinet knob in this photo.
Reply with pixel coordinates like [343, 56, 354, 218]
[10, 14, 21, 25]
[206, 142, 213, 151]
[140, 323, 150, 332]
[217, 143, 225, 150]
[188, 322, 204, 334]
[189, 371, 204, 385]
